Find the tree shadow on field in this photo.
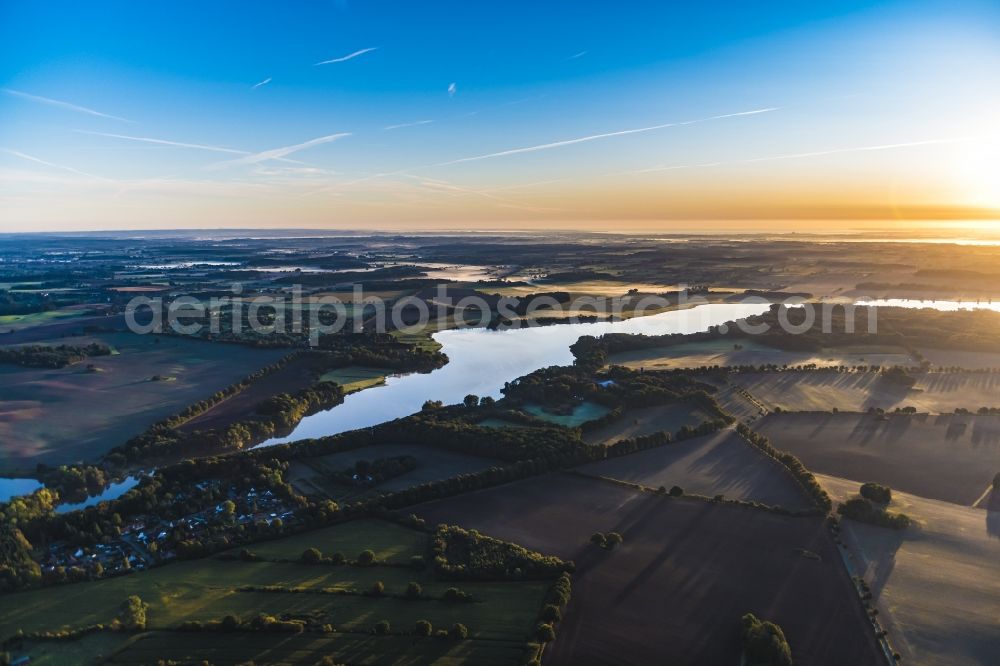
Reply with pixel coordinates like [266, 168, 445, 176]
[987, 491, 1000, 540]
[608, 498, 710, 606]
[843, 519, 906, 599]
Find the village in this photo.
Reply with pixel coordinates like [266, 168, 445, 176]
[39, 485, 299, 581]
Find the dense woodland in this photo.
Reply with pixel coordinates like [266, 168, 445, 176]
[0, 343, 111, 369]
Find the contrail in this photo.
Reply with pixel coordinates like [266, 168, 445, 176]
[384, 119, 434, 131]
[4, 88, 136, 124]
[252, 77, 272, 89]
[212, 133, 352, 168]
[315, 47, 379, 65]
[431, 107, 780, 167]
[609, 136, 977, 177]
[75, 130, 247, 155]
[744, 137, 975, 163]
[2, 148, 107, 180]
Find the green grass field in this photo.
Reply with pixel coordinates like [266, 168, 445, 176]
[319, 366, 387, 392]
[0, 519, 549, 665]
[0, 309, 85, 328]
[248, 518, 427, 563]
[107, 630, 536, 665]
[390, 329, 443, 353]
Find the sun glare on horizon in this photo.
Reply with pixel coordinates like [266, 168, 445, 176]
[1, 1, 999, 233]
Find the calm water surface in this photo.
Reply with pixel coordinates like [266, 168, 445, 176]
[260, 302, 771, 446]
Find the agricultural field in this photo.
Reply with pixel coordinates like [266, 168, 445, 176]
[0, 307, 89, 331]
[0, 519, 549, 666]
[576, 428, 814, 510]
[490, 280, 675, 298]
[287, 445, 500, 499]
[15, 633, 132, 666]
[106, 631, 530, 665]
[733, 369, 1000, 413]
[580, 403, 711, 445]
[177, 353, 322, 433]
[916, 347, 1000, 369]
[247, 518, 427, 563]
[0, 332, 287, 470]
[710, 382, 769, 423]
[607, 339, 917, 370]
[758, 412, 1000, 505]
[414, 473, 882, 666]
[820, 474, 1000, 666]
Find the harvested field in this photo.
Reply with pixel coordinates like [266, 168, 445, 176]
[608, 339, 916, 370]
[577, 429, 813, 510]
[414, 473, 882, 666]
[916, 347, 1000, 369]
[758, 412, 1000, 505]
[177, 353, 318, 433]
[490, 280, 673, 298]
[820, 474, 1000, 666]
[735, 370, 1000, 413]
[713, 381, 769, 422]
[288, 444, 500, 499]
[581, 404, 710, 445]
[0, 332, 286, 470]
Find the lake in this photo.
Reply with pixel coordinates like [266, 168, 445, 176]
[260, 301, 771, 446]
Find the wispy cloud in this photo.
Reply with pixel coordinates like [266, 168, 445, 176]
[252, 77, 273, 90]
[568, 51, 588, 59]
[447, 82, 457, 98]
[314, 47, 379, 65]
[403, 174, 571, 213]
[743, 138, 975, 163]
[1, 148, 107, 180]
[211, 133, 352, 168]
[432, 107, 780, 167]
[383, 119, 435, 131]
[609, 137, 976, 177]
[3, 89, 136, 124]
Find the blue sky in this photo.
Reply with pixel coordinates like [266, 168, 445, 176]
[1, 0, 999, 231]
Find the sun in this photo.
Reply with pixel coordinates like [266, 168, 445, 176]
[953, 140, 1000, 210]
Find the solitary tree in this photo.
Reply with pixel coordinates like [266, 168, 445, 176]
[358, 549, 376, 566]
[120, 595, 148, 631]
[301, 547, 323, 564]
[741, 613, 793, 666]
[414, 619, 433, 637]
[405, 581, 422, 599]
